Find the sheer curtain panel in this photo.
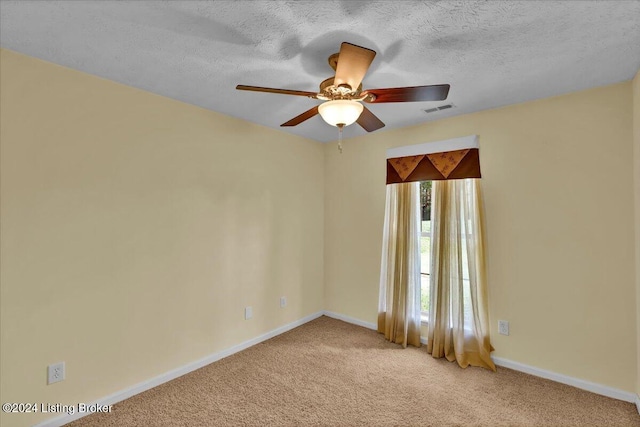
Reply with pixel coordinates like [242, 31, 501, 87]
[377, 182, 422, 348]
[427, 179, 496, 371]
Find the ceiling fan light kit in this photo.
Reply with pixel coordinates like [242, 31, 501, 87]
[236, 42, 450, 149]
[318, 100, 364, 127]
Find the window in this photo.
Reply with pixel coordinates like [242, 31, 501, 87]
[419, 181, 431, 322]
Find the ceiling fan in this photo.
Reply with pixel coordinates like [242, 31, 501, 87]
[236, 42, 450, 133]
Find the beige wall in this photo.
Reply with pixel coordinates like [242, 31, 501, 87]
[633, 69, 640, 400]
[324, 82, 637, 393]
[0, 49, 324, 426]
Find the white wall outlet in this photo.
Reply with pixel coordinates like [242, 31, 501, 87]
[48, 362, 65, 384]
[280, 296, 287, 308]
[244, 306, 253, 320]
[498, 320, 510, 336]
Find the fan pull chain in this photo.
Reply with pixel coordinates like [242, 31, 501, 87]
[338, 124, 344, 154]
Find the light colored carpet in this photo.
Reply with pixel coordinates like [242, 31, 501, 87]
[68, 316, 639, 426]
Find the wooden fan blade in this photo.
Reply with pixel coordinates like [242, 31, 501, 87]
[362, 84, 450, 103]
[236, 85, 318, 98]
[334, 42, 376, 92]
[281, 106, 319, 127]
[356, 106, 385, 132]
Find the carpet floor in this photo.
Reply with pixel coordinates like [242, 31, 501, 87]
[67, 316, 639, 426]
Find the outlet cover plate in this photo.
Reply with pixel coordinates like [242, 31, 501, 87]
[244, 306, 253, 320]
[498, 320, 509, 336]
[280, 297, 287, 308]
[48, 362, 65, 384]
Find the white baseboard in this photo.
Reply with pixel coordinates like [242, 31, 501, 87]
[323, 310, 638, 408]
[492, 357, 636, 404]
[322, 310, 377, 330]
[34, 311, 324, 427]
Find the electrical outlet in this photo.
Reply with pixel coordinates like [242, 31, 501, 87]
[498, 320, 509, 336]
[48, 362, 65, 384]
[244, 306, 253, 320]
[280, 296, 287, 308]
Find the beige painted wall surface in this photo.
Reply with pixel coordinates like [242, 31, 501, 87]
[0, 49, 324, 427]
[324, 82, 636, 393]
[633, 69, 640, 399]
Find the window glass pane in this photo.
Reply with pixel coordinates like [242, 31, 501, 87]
[420, 180, 431, 315]
[421, 274, 430, 313]
[420, 231, 430, 275]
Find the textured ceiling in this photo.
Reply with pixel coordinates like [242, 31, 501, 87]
[1, 1, 639, 142]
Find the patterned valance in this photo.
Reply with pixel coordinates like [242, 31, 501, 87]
[386, 136, 481, 184]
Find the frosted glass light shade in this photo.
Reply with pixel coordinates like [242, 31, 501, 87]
[318, 100, 364, 127]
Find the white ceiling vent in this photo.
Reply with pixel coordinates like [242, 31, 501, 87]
[423, 104, 456, 114]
